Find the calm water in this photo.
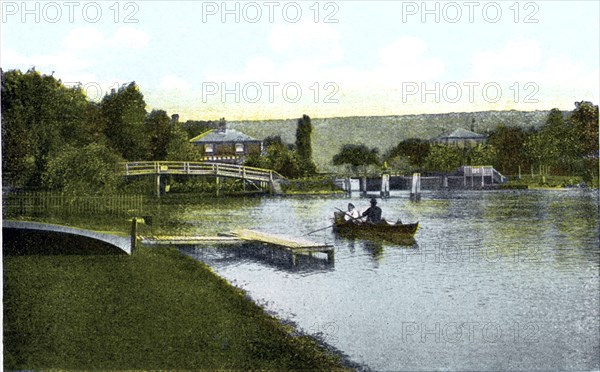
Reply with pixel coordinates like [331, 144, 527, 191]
[162, 190, 599, 371]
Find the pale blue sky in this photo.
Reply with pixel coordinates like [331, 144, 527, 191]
[2, 1, 598, 120]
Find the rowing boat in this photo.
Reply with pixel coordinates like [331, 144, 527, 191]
[332, 211, 419, 241]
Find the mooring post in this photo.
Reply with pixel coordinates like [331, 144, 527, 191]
[410, 173, 421, 201]
[130, 217, 138, 254]
[327, 250, 335, 263]
[381, 172, 390, 197]
[216, 176, 220, 197]
[360, 176, 367, 196]
[345, 177, 352, 195]
[481, 166, 485, 187]
[156, 175, 161, 197]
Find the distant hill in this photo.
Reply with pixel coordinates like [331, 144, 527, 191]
[228, 110, 551, 171]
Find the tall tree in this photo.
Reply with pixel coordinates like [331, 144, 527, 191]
[1, 69, 93, 187]
[569, 101, 599, 157]
[295, 114, 316, 174]
[487, 125, 531, 174]
[145, 109, 172, 160]
[100, 82, 149, 160]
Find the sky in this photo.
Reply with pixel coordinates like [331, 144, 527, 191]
[1, 0, 599, 121]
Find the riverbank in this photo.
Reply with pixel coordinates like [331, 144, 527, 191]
[3, 241, 348, 370]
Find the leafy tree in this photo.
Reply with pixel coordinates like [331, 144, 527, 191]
[385, 138, 431, 168]
[424, 144, 462, 173]
[295, 114, 317, 174]
[244, 138, 304, 178]
[332, 144, 380, 173]
[1, 69, 94, 187]
[146, 109, 172, 160]
[100, 82, 149, 160]
[166, 121, 203, 161]
[42, 143, 123, 195]
[487, 125, 531, 174]
[467, 144, 498, 166]
[568, 101, 599, 157]
[525, 108, 579, 176]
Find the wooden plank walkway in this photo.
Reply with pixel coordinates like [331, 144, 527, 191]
[230, 229, 333, 251]
[140, 229, 334, 264]
[140, 235, 241, 245]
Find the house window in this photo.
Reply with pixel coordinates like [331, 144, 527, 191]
[235, 143, 244, 153]
[205, 144, 213, 153]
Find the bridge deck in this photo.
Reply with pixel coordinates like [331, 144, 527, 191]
[2, 220, 132, 254]
[120, 161, 283, 183]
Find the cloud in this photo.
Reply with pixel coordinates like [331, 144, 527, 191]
[469, 39, 542, 81]
[268, 21, 343, 66]
[1, 48, 90, 72]
[373, 36, 446, 83]
[62, 27, 105, 50]
[62, 26, 150, 50]
[110, 26, 150, 48]
[159, 75, 191, 91]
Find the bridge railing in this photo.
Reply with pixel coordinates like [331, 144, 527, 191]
[120, 161, 284, 182]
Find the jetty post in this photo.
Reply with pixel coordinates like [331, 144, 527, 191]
[410, 173, 421, 201]
[380, 172, 390, 197]
[360, 176, 367, 197]
[130, 217, 138, 254]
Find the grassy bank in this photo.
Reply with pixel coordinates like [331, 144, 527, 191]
[3, 240, 346, 370]
[504, 174, 598, 189]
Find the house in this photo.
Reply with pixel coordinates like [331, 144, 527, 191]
[431, 128, 486, 148]
[189, 118, 263, 163]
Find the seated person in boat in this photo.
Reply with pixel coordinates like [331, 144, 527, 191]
[344, 203, 361, 222]
[362, 198, 382, 224]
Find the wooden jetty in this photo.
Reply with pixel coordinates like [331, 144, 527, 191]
[140, 229, 334, 264]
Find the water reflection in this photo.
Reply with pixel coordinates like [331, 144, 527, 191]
[149, 190, 599, 371]
[179, 243, 334, 273]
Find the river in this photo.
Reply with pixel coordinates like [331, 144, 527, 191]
[157, 189, 599, 371]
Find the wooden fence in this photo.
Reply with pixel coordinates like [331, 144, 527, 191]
[3, 193, 144, 217]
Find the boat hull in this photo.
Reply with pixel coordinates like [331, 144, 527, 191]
[332, 212, 419, 242]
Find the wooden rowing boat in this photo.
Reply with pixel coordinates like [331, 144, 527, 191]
[332, 211, 419, 242]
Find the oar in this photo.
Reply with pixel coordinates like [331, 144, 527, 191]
[305, 207, 363, 235]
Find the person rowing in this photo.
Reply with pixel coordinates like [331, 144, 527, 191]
[362, 198, 383, 224]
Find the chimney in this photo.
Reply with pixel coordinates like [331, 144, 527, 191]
[217, 117, 226, 133]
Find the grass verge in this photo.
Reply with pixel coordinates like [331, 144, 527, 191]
[3, 239, 347, 370]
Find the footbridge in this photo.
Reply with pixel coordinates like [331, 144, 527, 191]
[118, 161, 285, 196]
[2, 220, 133, 255]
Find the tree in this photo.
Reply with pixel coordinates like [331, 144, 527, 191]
[100, 82, 149, 160]
[42, 143, 123, 195]
[525, 108, 579, 176]
[244, 137, 304, 178]
[166, 121, 203, 161]
[145, 109, 172, 160]
[467, 144, 498, 166]
[424, 144, 462, 173]
[385, 138, 431, 168]
[332, 144, 380, 173]
[568, 101, 599, 157]
[295, 114, 317, 175]
[487, 125, 531, 174]
[1, 69, 95, 187]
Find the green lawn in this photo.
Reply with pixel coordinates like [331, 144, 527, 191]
[3, 241, 346, 370]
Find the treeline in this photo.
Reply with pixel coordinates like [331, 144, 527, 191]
[331, 103, 598, 184]
[1, 68, 203, 194]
